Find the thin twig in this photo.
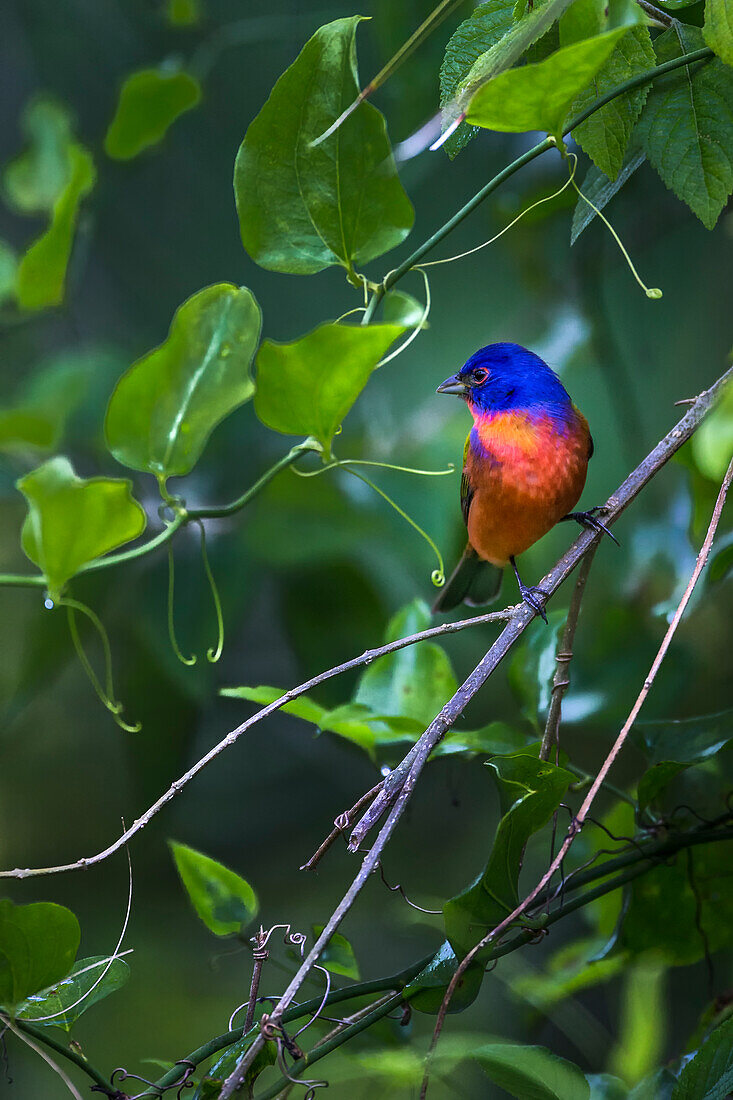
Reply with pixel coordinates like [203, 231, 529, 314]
[0, 607, 512, 880]
[300, 782, 385, 871]
[419, 453, 733, 1099]
[540, 545, 598, 761]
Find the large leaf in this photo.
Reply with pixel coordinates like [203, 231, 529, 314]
[474, 1042, 590, 1100]
[673, 1014, 733, 1100]
[704, 0, 733, 67]
[354, 599, 457, 726]
[0, 899, 79, 1008]
[254, 321, 403, 458]
[2, 97, 74, 215]
[508, 609, 565, 730]
[17, 457, 146, 600]
[15, 144, 95, 311]
[105, 284, 261, 480]
[571, 146, 646, 243]
[438, 0, 517, 158]
[466, 28, 629, 142]
[633, 709, 733, 810]
[444, 754, 573, 955]
[14, 955, 129, 1031]
[405, 940, 484, 1015]
[104, 68, 201, 160]
[169, 841, 258, 936]
[234, 16, 413, 276]
[560, 0, 653, 179]
[635, 25, 733, 229]
[619, 841, 733, 964]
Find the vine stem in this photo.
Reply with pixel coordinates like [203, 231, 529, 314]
[213, 366, 732, 1090]
[362, 46, 713, 324]
[419, 451, 733, 1099]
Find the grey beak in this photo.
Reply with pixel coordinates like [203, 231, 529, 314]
[436, 374, 469, 396]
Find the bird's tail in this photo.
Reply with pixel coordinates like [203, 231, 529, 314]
[432, 544, 503, 613]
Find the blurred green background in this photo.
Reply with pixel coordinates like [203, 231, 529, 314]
[0, 1, 731, 1096]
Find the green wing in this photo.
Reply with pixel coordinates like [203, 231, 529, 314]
[460, 432, 475, 527]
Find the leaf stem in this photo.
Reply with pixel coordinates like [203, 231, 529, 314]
[2, 1016, 116, 1096]
[188, 440, 321, 519]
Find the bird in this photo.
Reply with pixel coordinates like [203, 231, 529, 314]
[433, 342, 616, 621]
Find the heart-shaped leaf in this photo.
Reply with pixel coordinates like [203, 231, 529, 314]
[16, 144, 95, 311]
[254, 321, 403, 458]
[105, 283, 261, 481]
[104, 68, 201, 160]
[17, 456, 147, 600]
[0, 899, 80, 1008]
[14, 955, 130, 1030]
[444, 754, 572, 955]
[474, 1042, 590, 1100]
[169, 841, 258, 936]
[234, 16, 413, 276]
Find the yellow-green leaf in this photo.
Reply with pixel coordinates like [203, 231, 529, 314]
[104, 69, 201, 160]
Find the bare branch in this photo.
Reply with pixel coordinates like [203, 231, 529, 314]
[419, 450, 733, 1099]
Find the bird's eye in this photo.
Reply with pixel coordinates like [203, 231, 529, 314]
[472, 367, 489, 384]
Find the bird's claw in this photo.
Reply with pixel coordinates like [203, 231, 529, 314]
[564, 507, 620, 547]
[519, 583, 549, 623]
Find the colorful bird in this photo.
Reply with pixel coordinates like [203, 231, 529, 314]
[434, 342, 616, 621]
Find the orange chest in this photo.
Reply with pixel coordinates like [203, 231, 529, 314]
[464, 410, 591, 565]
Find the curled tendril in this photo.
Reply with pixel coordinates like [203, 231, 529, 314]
[569, 154, 662, 299]
[195, 520, 224, 663]
[167, 543, 196, 667]
[342, 467, 445, 587]
[61, 598, 141, 732]
[376, 267, 431, 368]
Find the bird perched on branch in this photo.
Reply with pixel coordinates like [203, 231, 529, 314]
[434, 342, 616, 621]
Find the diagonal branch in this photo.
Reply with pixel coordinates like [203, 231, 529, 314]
[215, 364, 733, 1090]
[419, 449, 733, 1099]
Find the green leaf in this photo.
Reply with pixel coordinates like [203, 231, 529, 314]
[0, 899, 80, 1008]
[709, 538, 733, 584]
[433, 721, 531, 758]
[167, 0, 202, 27]
[619, 841, 733, 964]
[15, 144, 95, 311]
[673, 1015, 733, 1100]
[633, 709, 733, 808]
[609, 959, 666, 1085]
[405, 940, 484, 1014]
[254, 321, 403, 458]
[233, 16, 414, 276]
[444, 754, 573, 955]
[438, 0, 517, 158]
[0, 356, 88, 455]
[0, 239, 17, 305]
[2, 97, 74, 215]
[17, 456, 146, 600]
[510, 937, 625, 1009]
[220, 685, 380, 755]
[104, 68, 201, 160]
[14, 955, 129, 1031]
[194, 1039, 276, 1100]
[466, 28, 629, 142]
[312, 925, 359, 979]
[473, 1042, 590, 1100]
[560, 0, 654, 179]
[629, 1069, 677, 1100]
[571, 146, 645, 243]
[354, 599, 457, 727]
[169, 841, 258, 936]
[704, 0, 733, 65]
[508, 609, 565, 730]
[635, 26, 733, 229]
[105, 283, 261, 480]
[587, 1075, 629, 1100]
[382, 289, 429, 329]
[692, 378, 733, 481]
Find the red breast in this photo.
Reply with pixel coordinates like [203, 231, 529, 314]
[465, 408, 591, 565]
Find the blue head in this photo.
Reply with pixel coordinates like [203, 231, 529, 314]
[436, 343, 573, 419]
